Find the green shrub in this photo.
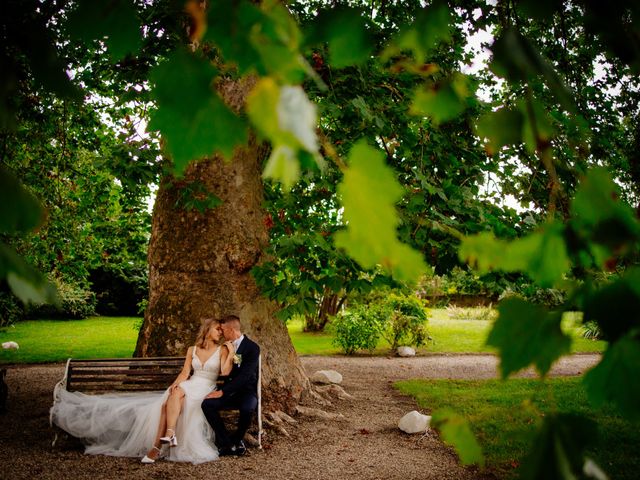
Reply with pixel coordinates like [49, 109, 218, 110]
[133, 299, 148, 332]
[446, 305, 497, 321]
[332, 291, 432, 354]
[420, 267, 507, 297]
[582, 320, 603, 340]
[498, 285, 566, 308]
[0, 289, 24, 327]
[330, 307, 383, 354]
[382, 293, 431, 350]
[89, 265, 148, 316]
[26, 276, 96, 319]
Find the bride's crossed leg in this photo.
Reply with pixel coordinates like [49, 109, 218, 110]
[144, 386, 186, 461]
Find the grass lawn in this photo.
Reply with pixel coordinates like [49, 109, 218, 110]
[0, 317, 139, 363]
[0, 308, 604, 363]
[395, 377, 638, 480]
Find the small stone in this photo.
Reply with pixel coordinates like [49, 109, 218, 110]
[311, 370, 343, 384]
[1, 341, 19, 350]
[398, 410, 431, 434]
[396, 346, 415, 357]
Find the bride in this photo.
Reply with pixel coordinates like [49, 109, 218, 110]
[50, 318, 234, 464]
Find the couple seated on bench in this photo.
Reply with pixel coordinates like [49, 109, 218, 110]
[50, 315, 260, 465]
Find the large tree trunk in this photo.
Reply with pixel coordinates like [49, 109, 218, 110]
[135, 81, 310, 412]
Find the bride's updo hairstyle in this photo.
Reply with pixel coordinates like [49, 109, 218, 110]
[195, 318, 219, 348]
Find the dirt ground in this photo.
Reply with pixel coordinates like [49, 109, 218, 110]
[0, 354, 600, 480]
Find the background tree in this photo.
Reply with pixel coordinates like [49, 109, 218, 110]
[254, 174, 395, 332]
[0, 0, 177, 320]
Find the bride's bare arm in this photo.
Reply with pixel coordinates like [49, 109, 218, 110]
[169, 346, 193, 391]
[220, 342, 235, 376]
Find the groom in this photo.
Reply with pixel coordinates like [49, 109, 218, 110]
[202, 314, 260, 456]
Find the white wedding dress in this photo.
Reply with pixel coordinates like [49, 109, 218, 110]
[50, 347, 221, 464]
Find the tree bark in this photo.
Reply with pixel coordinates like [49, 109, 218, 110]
[135, 81, 310, 413]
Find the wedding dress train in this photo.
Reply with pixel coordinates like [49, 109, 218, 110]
[50, 347, 221, 464]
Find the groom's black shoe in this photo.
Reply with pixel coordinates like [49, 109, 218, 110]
[218, 446, 233, 457]
[231, 440, 246, 456]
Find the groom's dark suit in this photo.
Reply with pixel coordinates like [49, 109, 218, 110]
[201, 335, 260, 452]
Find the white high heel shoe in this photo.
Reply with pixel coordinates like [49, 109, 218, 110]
[160, 428, 178, 447]
[141, 446, 162, 464]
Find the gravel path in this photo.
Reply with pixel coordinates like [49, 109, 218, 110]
[0, 354, 600, 480]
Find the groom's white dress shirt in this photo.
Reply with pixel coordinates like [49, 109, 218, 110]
[233, 335, 245, 351]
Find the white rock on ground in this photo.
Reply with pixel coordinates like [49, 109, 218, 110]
[2, 341, 19, 350]
[310, 370, 343, 384]
[398, 410, 431, 434]
[396, 346, 415, 357]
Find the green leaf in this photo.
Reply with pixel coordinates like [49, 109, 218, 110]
[247, 78, 318, 152]
[148, 49, 247, 174]
[583, 269, 640, 342]
[573, 168, 628, 226]
[175, 180, 223, 213]
[304, 8, 373, 68]
[66, 0, 142, 60]
[384, 1, 453, 62]
[247, 78, 321, 189]
[334, 141, 427, 283]
[508, 223, 570, 287]
[251, 2, 308, 83]
[247, 77, 281, 140]
[262, 145, 301, 191]
[488, 298, 571, 378]
[584, 334, 640, 421]
[475, 107, 524, 155]
[476, 97, 555, 155]
[571, 168, 640, 257]
[351, 96, 373, 121]
[20, 23, 82, 104]
[490, 28, 576, 112]
[205, 0, 265, 73]
[411, 74, 473, 124]
[7, 272, 55, 305]
[460, 222, 570, 288]
[516, 0, 561, 22]
[1, 3, 81, 129]
[0, 244, 58, 305]
[431, 408, 484, 466]
[0, 166, 45, 233]
[519, 413, 598, 480]
[519, 98, 555, 154]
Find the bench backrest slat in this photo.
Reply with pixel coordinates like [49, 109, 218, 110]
[66, 357, 184, 393]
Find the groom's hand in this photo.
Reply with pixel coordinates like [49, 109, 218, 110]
[205, 390, 223, 399]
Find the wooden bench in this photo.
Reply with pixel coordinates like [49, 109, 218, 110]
[51, 356, 263, 448]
